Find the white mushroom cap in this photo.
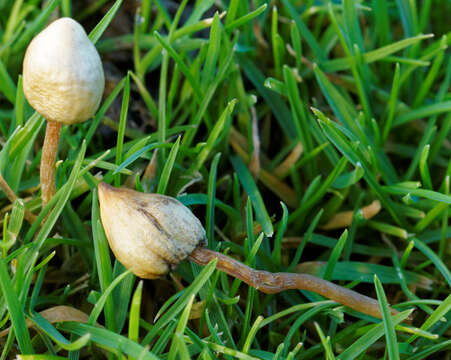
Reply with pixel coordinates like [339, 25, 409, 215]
[23, 17, 104, 125]
[98, 183, 207, 279]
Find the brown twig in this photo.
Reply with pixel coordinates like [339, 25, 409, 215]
[40, 120, 62, 206]
[190, 247, 399, 320]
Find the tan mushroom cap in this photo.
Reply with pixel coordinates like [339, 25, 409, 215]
[98, 183, 207, 279]
[23, 17, 104, 125]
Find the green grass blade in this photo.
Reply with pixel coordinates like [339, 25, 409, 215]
[187, 99, 236, 175]
[231, 156, 274, 236]
[411, 237, 451, 287]
[0, 257, 33, 353]
[128, 280, 143, 352]
[394, 100, 451, 127]
[114, 73, 130, 186]
[0, 58, 16, 103]
[58, 322, 160, 360]
[374, 275, 400, 360]
[237, 55, 296, 139]
[91, 189, 115, 330]
[88, 0, 123, 44]
[88, 270, 131, 326]
[322, 34, 433, 72]
[30, 312, 90, 350]
[225, 4, 267, 32]
[206, 153, 221, 246]
[142, 258, 217, 345]
[156, 136, 180, 194]
[337, 309, 413, 360]
[323, 230, 348, 281]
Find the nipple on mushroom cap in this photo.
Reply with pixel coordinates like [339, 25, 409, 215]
[97, 182, 207, 279]
[23, 17, 104, 125]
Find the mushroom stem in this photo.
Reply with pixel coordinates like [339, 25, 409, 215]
[40, 120, 62, 205]
[189, 247, 397, 320]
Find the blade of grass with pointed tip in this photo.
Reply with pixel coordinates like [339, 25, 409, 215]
[298, 261, 431, 288]
[128, 280, 143, 356]
[395, 0, 417, 37]
[58, 322, 160, 360]
[182, 39, 235, 148]
[202, 12, 221, 87]
[92, 188, 115, 330]
[231, 156, 273, 236]
[154, 31, 201, 102]
[224, 4, 267, 32]
[0, 257, 33, 353]
[408, 293, 451, 344]
[142, 259, 217, 345]
[337, 309, 413, 360]
[283, 65, 313, 155]
[88, 269, 131, 326]
[156, 136, 180, 194]
[281, 0, 324, 60]
[314, 322, 335, 360]
[411, 237, 451, 287]
[18, 141, 86, 309]
[88, 0, 123, 44]
[374, 275, 400, 360]
[0, 58, 16, 103]
[129, 71, 158, 119]
[313, 108, 404, 226]
[383, 63, 401, 143]
[272, 202, 288, 266]
[321, 34, 433, 72]
[323, 230, 348, 281]
[383, 185, 451, 204]
[177, 193, 239, 220]
[168, 295, 194, 359]
[206, 153, 221, 247]
[85, 77, 126, 146]
[188, 100, 236, 175]
[237, 54, 296, 139]
[30, 313, 90, 350]
[395, 100, 451, 127]
[332, 164, 364, 189]
[114, 73, 130, 187]
[114, 142, 168, 175]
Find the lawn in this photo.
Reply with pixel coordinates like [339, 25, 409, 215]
[0, 0, 450, 359]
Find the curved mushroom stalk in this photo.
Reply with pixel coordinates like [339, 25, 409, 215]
[98, 183, 402, 320]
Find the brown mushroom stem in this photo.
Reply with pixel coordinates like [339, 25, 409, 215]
[189, 247, 397, 320]
[40, 120, 62, 205]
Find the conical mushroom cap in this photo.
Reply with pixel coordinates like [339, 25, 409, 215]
[98, 183, 207, 279]
[23, 18, 104, 124]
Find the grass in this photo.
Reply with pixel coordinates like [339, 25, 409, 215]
[0, 0, 450, 358]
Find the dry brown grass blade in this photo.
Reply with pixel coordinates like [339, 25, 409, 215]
[0, 173, 37, 224]
[273, 142, 304, 178]
[143, 148, 158, 183]
[188, 300, 205, 320]
[229, 128, 298, 208]
[0, 305, 91, 338]
[320, 200, 381, 230]
[249, 106, 261, 178]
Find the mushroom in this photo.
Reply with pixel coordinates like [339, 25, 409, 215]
[98, 182, 403, 320]
[23, 17, 104, 205]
